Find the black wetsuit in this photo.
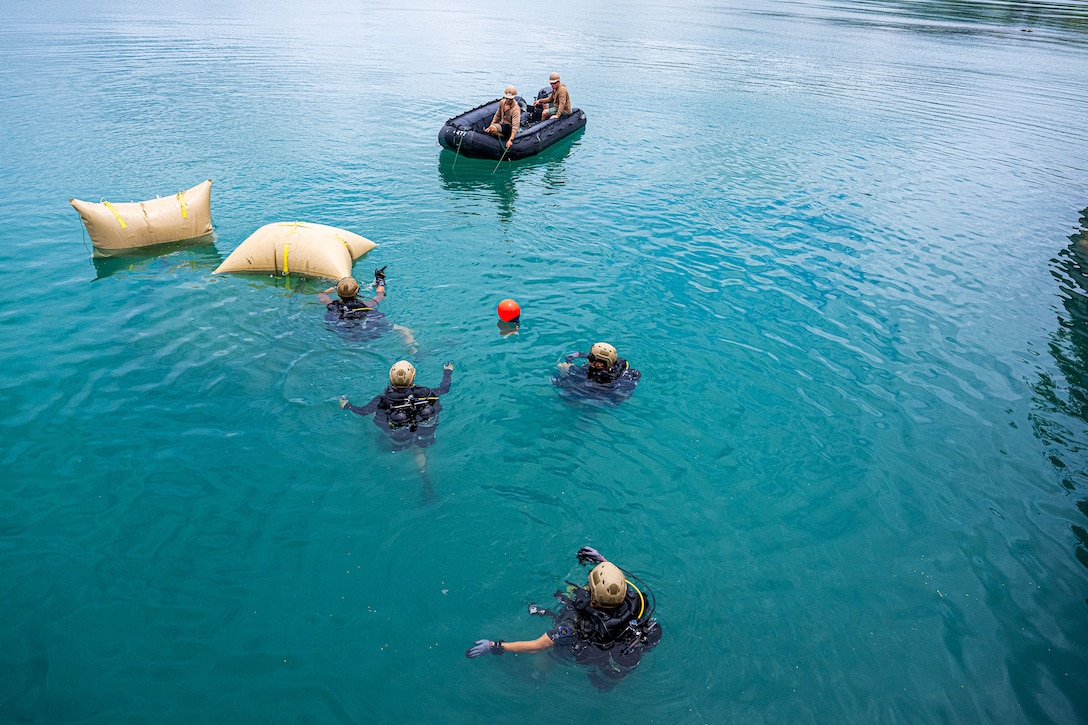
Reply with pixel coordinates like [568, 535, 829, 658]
[325, 290, 392, 341]
[344, 368, 453, 449]
[552, 352, 641, 406]
[544, 582, 662, 690]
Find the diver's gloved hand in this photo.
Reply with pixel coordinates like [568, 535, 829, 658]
[465, 639, 504, 658]
[577, 546, 604, 566]
[374, 266, 387, 286]
[339, 397, 350, 409]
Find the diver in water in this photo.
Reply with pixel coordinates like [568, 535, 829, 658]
[318, 267, 417, 351]
[465, 546, 661, 690]
[553, 342, 641, 405]
[340, 360, 454, 500]
[318, 267, 385, 319]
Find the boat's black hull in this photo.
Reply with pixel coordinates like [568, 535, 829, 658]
[438, 99, 587, 161]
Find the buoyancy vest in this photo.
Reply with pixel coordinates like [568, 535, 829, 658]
[587, 358, 631, 385]
[378, 386, 440, 431]
[328, 298, 372, 320]
[557, 583, 643, 647]
[547, 578, 662, 680]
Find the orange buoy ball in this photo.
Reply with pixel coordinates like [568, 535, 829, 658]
[497, 298, 521, 322]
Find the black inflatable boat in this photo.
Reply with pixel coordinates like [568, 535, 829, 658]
[438, 89, 587, 161]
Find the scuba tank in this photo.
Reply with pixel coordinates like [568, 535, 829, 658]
[385, 392, 438, 432]
[606, 617, 663, 675]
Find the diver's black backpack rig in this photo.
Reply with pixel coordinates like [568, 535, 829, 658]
[531, 553, 662, 683]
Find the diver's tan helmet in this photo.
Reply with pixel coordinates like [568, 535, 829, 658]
[588, 561, 627, 607]
[337, 277, 360, 299]
[389, 360, 416, 388]
[589, 342, 618, 366]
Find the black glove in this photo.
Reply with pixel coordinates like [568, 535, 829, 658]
[374, 266, 387, 286]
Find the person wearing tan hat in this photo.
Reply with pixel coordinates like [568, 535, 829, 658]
[534, 72, 572, 120]
[318, 267, 418, 351]
[485, 85, 521, 149]
[465, 546, 661, 690]
[553, 341, 640, 406]
[339, 359, 454, 502]
[556, 342, 640, 385]
[318, 267, 386, 319]
[340, 360, 454, 445]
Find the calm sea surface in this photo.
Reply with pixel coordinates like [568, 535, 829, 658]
[2, 0, 1088, 722]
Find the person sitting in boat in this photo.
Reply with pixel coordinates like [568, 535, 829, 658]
[534, 72, 572, 120]
[318, 268, 418, 351]
[464, 546, 661, 691]
[485, 85, 521, 150]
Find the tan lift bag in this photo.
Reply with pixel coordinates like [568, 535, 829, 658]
[71, 180, 213, 257]
[214, 222, 377, 281]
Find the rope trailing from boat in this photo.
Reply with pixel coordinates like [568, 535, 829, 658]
[492, 140, 510, 174]
[452, 130, 465, 172]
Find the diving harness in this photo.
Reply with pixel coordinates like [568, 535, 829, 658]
[385, 392, 437, 432]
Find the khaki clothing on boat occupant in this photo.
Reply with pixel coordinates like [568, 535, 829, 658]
[540, 83, 572, 117]
[490, 98, 521, 139]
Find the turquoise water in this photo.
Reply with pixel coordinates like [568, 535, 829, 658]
[2, 0, 1088, 722]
